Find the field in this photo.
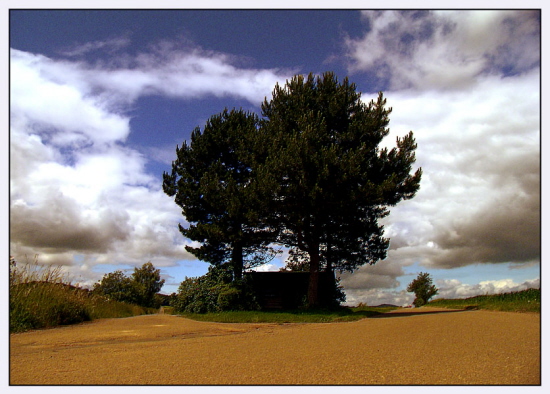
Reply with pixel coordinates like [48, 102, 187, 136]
[427, 288, 540, 313]
[10, 307, 540, 385]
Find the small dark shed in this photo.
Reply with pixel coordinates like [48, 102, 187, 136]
[247, 271, 336, 310]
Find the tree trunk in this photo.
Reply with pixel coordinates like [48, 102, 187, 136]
[307, 242, 320, 308]
[232, 242, 244, 280]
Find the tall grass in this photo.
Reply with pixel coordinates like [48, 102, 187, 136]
[427, 288, 540, 313]
[9, 256, 156, 333]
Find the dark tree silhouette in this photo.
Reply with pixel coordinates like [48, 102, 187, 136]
[260, 72, 422, 307]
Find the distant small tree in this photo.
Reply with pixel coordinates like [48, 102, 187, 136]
[407, 272, 438, 307]
[92, 262, 165, 308]
[131, 262, 165, 308]
[92, 270, 136, 304]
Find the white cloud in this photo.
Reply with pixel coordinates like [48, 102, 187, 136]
[377, 71, 540, 271]
[53, 41, 293, 106]
[345, 10, 540, 90]
[10, 40, 293, 287]
[436, 278, 540, 300]
[10, 50, 131, 147]
[341, 70, 540, 300]
[342, 277, 540, 307]
[251, 264, 280, 272]
[339, 10, 540, 300]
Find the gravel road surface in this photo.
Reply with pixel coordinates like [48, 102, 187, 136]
[10, 307, 540, 385]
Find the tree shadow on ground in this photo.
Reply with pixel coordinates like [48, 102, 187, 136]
[371, 307, 477, 319]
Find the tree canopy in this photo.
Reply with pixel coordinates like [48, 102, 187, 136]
[163, 109, 279, 281]
[131, 262, 166, 307]
[92, 262, 165, 308]
[260, 72, 422, 306]
[407, 272, 439, 307]
[164, 72, 422, 308]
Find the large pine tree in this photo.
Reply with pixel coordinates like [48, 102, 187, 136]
[260, 72, 422, 307]
[163, 109, 277, 280]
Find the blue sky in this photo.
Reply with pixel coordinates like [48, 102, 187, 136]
[9, 8, 541, 306]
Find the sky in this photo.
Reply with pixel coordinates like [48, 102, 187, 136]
[8, 7, 542, 306]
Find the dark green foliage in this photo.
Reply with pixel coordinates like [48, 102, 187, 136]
[92, 270, 136, 304]
[260, 72, 422, 306]
[170, 266, 260, 314]
[163, 109, 279, 280]
[164, 72, 422, 309]
[131, 262, 166, 308]
[92, 262, 165, 308]
[407, 272, 439, 307]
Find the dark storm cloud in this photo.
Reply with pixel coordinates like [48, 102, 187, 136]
[431, 190, 540, 268]
[10, 195, 130, 254]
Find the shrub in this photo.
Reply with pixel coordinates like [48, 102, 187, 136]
[9, 256, 157, 333]
[171, 266, 259, 313]
[9, 257, 91, 332]
[91, 262, 165, 308]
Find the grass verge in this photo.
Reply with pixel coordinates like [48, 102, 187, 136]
[427, 288, 540, 313]
[176, 305, 398, 324]
[9, 257, 156, 333]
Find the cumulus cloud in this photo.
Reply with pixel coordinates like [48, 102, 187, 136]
[342, 277, 540, 307]
[380, 71, 540, 270]
[345, 10, 540, 90]
[10, 194, 130, 254]
[436, 278, 540, 300]
[13, 40, 292, 107]
[337, 10, 540, 306]
[9, 124, 197, 284]
[10, 50, 131, 148]
[340, 260, 404, 290]
[10, 38, 292, 287]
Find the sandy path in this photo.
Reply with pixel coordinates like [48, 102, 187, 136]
[10, 308, 540, 385]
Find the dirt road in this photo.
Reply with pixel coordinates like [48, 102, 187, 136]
[10, 308, 540, 385]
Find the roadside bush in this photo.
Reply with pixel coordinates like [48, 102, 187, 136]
[9, 257, 90, 332]
[171, 266, 259, 313]
[217, 285, 241, 310]
[9, 256, 157, 333]
[91, 262, 165, 308]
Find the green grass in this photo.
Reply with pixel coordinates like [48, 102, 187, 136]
[176, 305, 398, 324]
[9, 257, 157, 333]
[427, 288, 540, 313]
[177, 289, 540, 323]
